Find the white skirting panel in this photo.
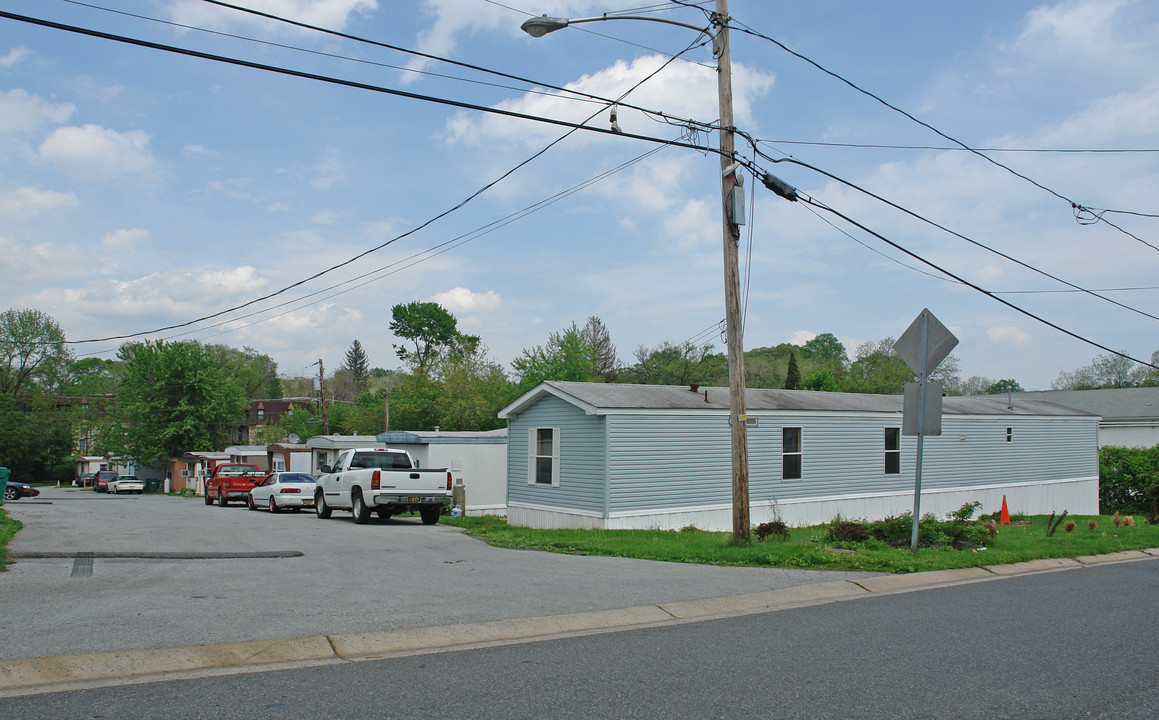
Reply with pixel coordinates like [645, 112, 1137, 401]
[464, 503, 507, 517]
[507, 477, 1099, 532]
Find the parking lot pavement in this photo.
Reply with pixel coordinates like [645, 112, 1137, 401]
[1, 487, 881, 662]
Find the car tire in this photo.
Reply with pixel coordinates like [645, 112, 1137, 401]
[269, 497, 280, 514]
[219, 493, 228, 507]
[351, 491, 370, 524]
[4, 487, 17, 501]
[204, 492, 213, 505]
[420, 507, 440, 525]
[376, 508, 392, 520]
[247, 495, 258, 511]
[315, 492, 332, 519]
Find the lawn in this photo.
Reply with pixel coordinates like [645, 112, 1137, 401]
[0, 508, 21, 570]
[442, 513, 1159, 574]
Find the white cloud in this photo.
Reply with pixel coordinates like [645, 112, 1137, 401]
[0, 88, 74, 135]
[38, 124, 155, 179]
[0, 187, 78, 219]
[183, 143, 216, 156]
[267, 202, 291, 212]
[431, 287, 502, 313]
[987, 325, 1031, 345]
[310, 149, 345, 189]
[101, 228, 148, 251]
[1, 46, 30, 68]
[166, 0, 377, 33]
[789, 330, 816, 346]
[311, 209, 341, 225]
[1016, 0, 1130, 58]
[443, 54, 773, 147]
[662, 198, 714, 251]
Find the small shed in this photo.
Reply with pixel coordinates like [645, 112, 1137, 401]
[266, 443, 312, 473]
[377, 429, 508, 516]
[498, 381, 1100, 530]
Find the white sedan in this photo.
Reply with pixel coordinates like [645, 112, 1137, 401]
[109, 475, 145, 494]
[247, 472, 317, 513]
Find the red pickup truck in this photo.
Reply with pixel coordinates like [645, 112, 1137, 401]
[204, 463, 265, 507]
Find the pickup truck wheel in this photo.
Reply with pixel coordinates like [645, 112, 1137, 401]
[315, 492, 332, 519]
[269, 497, 280, 514]
[376, 508, 392, 520]
[204, 492, 213, 505]
[420, 507, 440, 525]
[351, 491, 371, 524]
[218, 493, 228, 507]
[247, 495, 257, 511]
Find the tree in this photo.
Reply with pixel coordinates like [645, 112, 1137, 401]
[1052, 350, 1152, 390]
[0, 394, 75, 483]
[583, 316, 619, 382]
[389, 301, 477, 373]
[0, 308, 72, 397]
[842, 338, 913, 394]
[434, 344, 516, 431]
[624, 341, 727, 386]
[512, 323, 598, 393]
[60, 357, 120, 396]
[343, 339, 370, 395]
[800, 332, 848, 369]
[801, 367, 839, 392]
[104, 340, 247, 464]
[784, 352, 801, 390]
[986, 378, 1024, 395]
[203, 344, 280, 399]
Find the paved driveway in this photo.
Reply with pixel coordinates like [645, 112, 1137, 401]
[2, 488, 878, 660]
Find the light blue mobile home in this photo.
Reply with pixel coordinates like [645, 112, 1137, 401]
[498, 381, 1100, 530]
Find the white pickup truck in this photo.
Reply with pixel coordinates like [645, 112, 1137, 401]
[314, 447, 452, 525]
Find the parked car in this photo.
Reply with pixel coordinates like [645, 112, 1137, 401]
[109, 475, 145, 494]
[204, 463, 265, 506]
[74, 473, 96, 487]
[248, 472, 317, 513]
[5, 480, 40, 501]
[93, 470, 119, 493]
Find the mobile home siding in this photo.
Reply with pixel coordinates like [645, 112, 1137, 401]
[506, 395, 606, 515]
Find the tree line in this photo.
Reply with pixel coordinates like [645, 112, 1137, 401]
[2, 303, 1156, 482]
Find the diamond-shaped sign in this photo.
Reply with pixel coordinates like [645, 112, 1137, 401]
[893, 309, 958, 377]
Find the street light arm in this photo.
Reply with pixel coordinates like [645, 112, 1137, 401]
[521, 14, 712, 42]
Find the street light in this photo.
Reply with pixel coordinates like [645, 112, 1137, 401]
[521, 1, 751, 542]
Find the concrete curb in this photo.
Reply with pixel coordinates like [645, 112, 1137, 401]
[3, 549, 1156, 696]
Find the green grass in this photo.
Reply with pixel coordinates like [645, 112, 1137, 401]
[441, 514, 1159, 574]
[0, 508, 22, 570]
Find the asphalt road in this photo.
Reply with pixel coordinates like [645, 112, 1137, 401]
[2, 487, 878, 659]
[2, 555, 1155, 719]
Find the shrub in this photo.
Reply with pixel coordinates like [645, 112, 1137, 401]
[827, 520, 870, 543]
[1099, 445, 1159, 514]
[755, 520, 791, 541]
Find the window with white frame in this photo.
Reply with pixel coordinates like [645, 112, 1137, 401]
[1006, 427, 1013, 444]
[782, 427, 802, 480]
[884, 427, 900, 474]
[529, 427, 560, 486]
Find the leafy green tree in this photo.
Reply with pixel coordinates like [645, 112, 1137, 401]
[272, 406, 324, 442]
[343, 339, 371, 395]
[0, 308, 72, 397]
[800, 333, 848, 369]
[389, 301, 478, 373]
[60, 357, 120, 396]
[986, 378, 1024, 395]
[842, 338, 914, 394]
[386, 371, 441, 431]
[204, 344, 280, 399]
[512, 322, 599, 392]
[0, 394, 75, 484]
[624, 341, 727, 386]
[435, 345, 516, 431]
[784, 352, 801, 390]
[801, 367, 839, 392]
[1052, 350, 1154, 390]
[104, 340, 247, 464]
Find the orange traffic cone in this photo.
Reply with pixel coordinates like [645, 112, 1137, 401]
[1000, 495, 1011, 524]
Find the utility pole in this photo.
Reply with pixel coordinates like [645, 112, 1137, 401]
[315, 359, 329, 435]
[714, 0, 750, 543]
[383, 389, 390, 433]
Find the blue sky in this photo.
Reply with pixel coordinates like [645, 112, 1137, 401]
[1, 0, 1157, 389]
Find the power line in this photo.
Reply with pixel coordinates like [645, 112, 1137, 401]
[794, 193, 1157, 370]
[728, 19, 1159, 249]
[754, 138, 1159, 156]
[755, 150, 1159, 323]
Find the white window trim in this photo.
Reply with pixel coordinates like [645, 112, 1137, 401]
[528, 427, 561, 487]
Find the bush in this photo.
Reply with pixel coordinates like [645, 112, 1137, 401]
[1099, 445, 1159, 514]
[867, 509, 989, 550]
[755, 520, 791, 541]
[827, 520, 870, 543]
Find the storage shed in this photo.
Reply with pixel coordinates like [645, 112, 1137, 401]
[377, 429, 508, 516]
[498, 381, 1100, 531]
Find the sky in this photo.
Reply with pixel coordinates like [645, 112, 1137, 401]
[1, 0, 1157, 390]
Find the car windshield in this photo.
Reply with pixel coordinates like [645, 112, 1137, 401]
[278, 473, 316, 484]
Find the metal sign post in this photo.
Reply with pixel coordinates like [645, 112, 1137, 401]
[894, 309, 958, 554]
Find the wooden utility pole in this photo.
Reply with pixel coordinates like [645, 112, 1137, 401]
[714, 0, 750, 542]
[316, 359, 329, 435]
[383, 389, 390, 433]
